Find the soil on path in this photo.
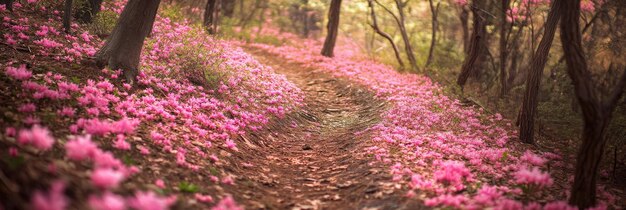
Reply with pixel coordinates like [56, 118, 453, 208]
[221, 48, 427, 210]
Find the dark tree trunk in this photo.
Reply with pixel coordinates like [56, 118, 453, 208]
[456, 0, 486, 88]
[460, 7, 470, 53]
[499, 0, 510, 96]
[221, 0, 235, 17]
[75, 0, 103, 23]
[63, 0, 73, 33]
[321, 0, 342, 57]
[204, 0, 220, 34]
[96, 0, 161, 84]
[560, 0, 626, 208]
[518, 0, 563, 144]
[0, 0, 13, 11]
[367, 0, 404, 68]
[426, 0, 440, 67]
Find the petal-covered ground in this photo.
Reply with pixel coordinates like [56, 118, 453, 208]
[248, 36, 621, 209]
[1, 1, 302, 209]
[1, 1, 624, 210]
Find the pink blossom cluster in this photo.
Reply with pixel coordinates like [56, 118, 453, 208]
[1, 2, 97, 62]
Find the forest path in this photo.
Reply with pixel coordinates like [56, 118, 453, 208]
[226, 47, 426, 210]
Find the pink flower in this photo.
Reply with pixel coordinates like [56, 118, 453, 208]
[91, 168, 126, 189]
[113, 135, 131, 150]
[31, 181, 68, 210]
[18, 103, 37, 113]
[155, 179, 166, 189]
[65, 135, 98, 161]
[9, 147, 18, 157]
[18, 125, 55, 151]
[543, 201, 577, 210]
[5, 127, 16, 137]
[194, 193, 213, 203]
[127, 191, 174, 210]
[89, 192, 126, 210]
[513, 167, 553, 188]
[520, 150, 546, 166]
[211, 195, 243, 210]
[5, 65, 32, 80]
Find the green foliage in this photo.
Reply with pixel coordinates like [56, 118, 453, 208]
[160, 4, 187, 23]
[89, 10, 118, 36]
[178, 181, 199, 193]
[3, 155, 25, 171]
[254, 35, 285, 46]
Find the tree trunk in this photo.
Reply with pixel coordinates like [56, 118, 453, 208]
[321, 0, 342, 57]
[394, 0, 418, 70]
[560, 0, 626, 208]
[0, 0, 13, 11]
[518, 0, 563, 144]
[499, 0, 510, 96]
[456, 0, 486, 88]
[96, 0, 161, 84]
[366, 0, 404, 68]
[426, 0, 440, 67]
[460, 7, 470, 53]
[63, 0, 73, 33]
[204, 0, 220, 34]
[221, 0, 235, 17]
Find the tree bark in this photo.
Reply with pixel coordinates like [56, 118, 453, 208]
[204, 0, 220, 34]
[63, 0, 73, 33]
[499, 0, 510, 96]
[394, 0, 418, 70]
[456, 0, 486, 88]
[221, 0, 235, 17]
[426, 0, 440, 67]
[96, 0, 161, 84]
[560, 0, 626, 208]
[366, 0, 404, 68]
[518, 0, 563, 144]
[460, 7, 470, 53]
[321, 0, 342, 57]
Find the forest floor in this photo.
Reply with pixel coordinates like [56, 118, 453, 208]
[221, 47, 425, 209]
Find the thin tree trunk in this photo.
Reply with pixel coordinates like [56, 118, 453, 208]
[460, 7, 470, 53]
[204, 0, 220, 34]
[63, 0, 73, 33]
[221, 0, 235, 17]
[96, 0, 161, 84]
[321, 0, 342, 57]
[518, 0, 563, 144]
[560, 0, 626, 208]
[366, 0, 404, 68]
[394, 0, 418, 70]
[457, 0, 486, 88]
[240, 0, 262, 29]
[499, 0, 510, 97]
[426, 0, 440, 67]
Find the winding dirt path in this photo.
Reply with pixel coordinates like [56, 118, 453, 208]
[223, 48, 426, 210]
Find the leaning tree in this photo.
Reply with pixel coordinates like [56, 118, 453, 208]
[560, 0, 626, 208]
[96, 0, 161, 84]
[518, 0, 563, 144]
